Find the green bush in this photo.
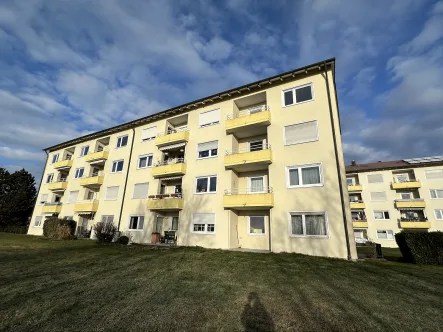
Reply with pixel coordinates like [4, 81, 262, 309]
[117, 236, 130, 245]
[43, 217, 76, 240]
[0, 225, 28, 234]
[93, 220, 117, 243]
[395, 231, 443, 265]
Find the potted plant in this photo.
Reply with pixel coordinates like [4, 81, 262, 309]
[151, 232, 161, 244]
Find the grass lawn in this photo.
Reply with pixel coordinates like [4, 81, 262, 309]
[1, 233, 443, 331]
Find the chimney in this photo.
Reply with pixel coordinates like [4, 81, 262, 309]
[351, 160, 356, 166]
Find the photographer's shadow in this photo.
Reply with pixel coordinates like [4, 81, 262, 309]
[241, 292, 275, 332]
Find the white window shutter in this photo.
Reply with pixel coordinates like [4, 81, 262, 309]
[199, 109, 220, 127]
[198, 141, 218, 152]
[284, 121, 318, 145]
[141, 126, 157, 140]
[68, 191, 79, 203]
[367, 174, 384, 183]
[370, 191, 387, 201]
[192, 213, 215, 224]
[425, 170, 443, 179]
[40, 194, 48, 203]
[105, 186, 119, 200]
[133, 183, 149, 199]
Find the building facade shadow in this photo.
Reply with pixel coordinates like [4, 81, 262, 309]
[241, 292, 275, 332]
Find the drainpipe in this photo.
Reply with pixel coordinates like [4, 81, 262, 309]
[117, 128, 136, 231]
[29, 150, 49, 228]
[323, 62, 352, 260]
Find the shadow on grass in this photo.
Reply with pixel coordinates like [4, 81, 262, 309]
[241, 292, 275, 332]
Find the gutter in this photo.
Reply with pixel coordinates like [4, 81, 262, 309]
[323, 61, 352, 260]
[117, 128, 136, 231]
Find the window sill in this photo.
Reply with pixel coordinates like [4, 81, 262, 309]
[289, 235, 329, 239]
[248, 233, 266, 236]
[282, 98, 315, 108]
[194, 192, 217, 195]
[136, 166, 152, 170]
[199, 122, 219, 128]
[287, 184, 324, 189]
[191, 232, 216, 235]
[141, 138, 156, 142]
[111, 171, 124, 174]
[197, 155, 218, 160]
[284, 138, 319, 146]
[104, 199, 119, 201]
[128, 229, 144, 232]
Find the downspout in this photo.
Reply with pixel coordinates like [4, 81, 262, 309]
[117, 128, 136, 231]
[323, 62, 352, 260]
[28, 150, 49, 229]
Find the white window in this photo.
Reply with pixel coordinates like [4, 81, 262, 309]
[80, 145, 89, 156]
[425, 169, 443, 180]
[346, 178, 354, 186]
[248, 216, 266, 235]
[67, 191, 79, 203]
[34, 216, 43, 227]
[128, 215, 144, 230]
[376, 230, 394, 240]
[199, 109, 220, 127]
[370, 191, 387, 201]
[39, 194, 48, 205]
[140, 126, 157, 141]
[197, 140, 218, 159]
[101, 215, 114, 223]
[46, 173, 54, 183]
[195, 175, 217, 193]
[51, 154, 59, 164]
[74, 168, 84, 179]
[191, 213, 216, 234]
[116, 135, 129, 148]
[112, 160, 124, 173]
[289, 212, 328, 237]
[435, 209, 443, 220]
[395, 173, 409, 182]
[400, 192, 412, 200]
[287, 163, 322, 188]
[132, 182, 149, 199]
[282, 83, 314, 107]
[367, 174, 383, 183]
[284, 121, 318, 146]
[430, 189, 443, 199]
[105, 186, 119, 200]
[137, 154, 153, 169]
[249, 176, 265, 193]
[374, 211, 390, 220]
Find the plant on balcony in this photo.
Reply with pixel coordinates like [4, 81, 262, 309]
[93, 219, 117, 243]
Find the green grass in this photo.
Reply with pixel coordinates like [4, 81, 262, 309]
[1, 233, 442, 331]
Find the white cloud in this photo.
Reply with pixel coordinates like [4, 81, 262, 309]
[0, 146, 45, 161]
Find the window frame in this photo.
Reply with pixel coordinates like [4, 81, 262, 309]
[370, 191, 387, 201]
[367, 173, 384, 184]
[190, 213, 216, 234]
[283, 120, 319, 146]
[373, 210, 390, 220]
[74, 167, 84, 179]
[132, 182, 149, 199]
[111, 160, 124, 173]
[376, 230, 395, 240]
[286, 163, 323, 188]
[116, 134, 129, 148]
[288, 211, 329, 238]
[346, 177, 354, 186]
[430, 189, 443, 199]
[194, 175, 217, 194]
[281, 83, 314, 107]
[46, 173, 54, 184]
[33, 216, 43, 227]
[128, 215, 144, 231]
[80, 145, 89, 157]
[434, 209, 443, 220]
[249, 176, 266, 193]
[248, 216, 266, 236]
[39, 194, 48, 205]
[196, 140, 219, 160]
[104, 186, 119, 201]
[137, 154, 153, 169]
[51, 153, 59, 164]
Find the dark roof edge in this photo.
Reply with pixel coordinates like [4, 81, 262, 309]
[346, 160, 443, 173]
[44, 58, 336, 152]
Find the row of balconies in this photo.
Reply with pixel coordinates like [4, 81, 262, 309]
[41, 200, 99, 214]
[350, 199, 427, 210]
[348, 180, 422, 192]
[352, 220, 431, 229]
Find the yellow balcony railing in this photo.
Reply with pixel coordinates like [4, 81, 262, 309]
[350, 201, 365, 209]
[42, 203, 62, 214]
[223, 188, 274, 210]
[391, 181, 421, 190]
[80, 175, 104, 187]
[226, 109, 271, 134]
[147, 197, 184, 210]
[399, 221, 431, 229]
[53, 159, 73, 169]
[74, 200, 99, 213]
[395, 200, 426, 209]
[47, 181, 68, 191]
[348, 184, 363, 192]
[85, 151, 109, 163]
[155, 130, 189, 147]
[224, 147, 272, 171]
[352, 221, 368, 228]
[152, 160, 186, 178]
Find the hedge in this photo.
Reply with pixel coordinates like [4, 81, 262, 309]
[43, 217, 77, 240]
[0, 225, 28, 234]
[395, 231, 443, 265]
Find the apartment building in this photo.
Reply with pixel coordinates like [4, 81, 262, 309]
[346, 156, 443, 248]
[28, 58, 357, 259]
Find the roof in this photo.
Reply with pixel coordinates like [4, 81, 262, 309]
[44, 58, 336, 152]
[346, 156, 443, 173]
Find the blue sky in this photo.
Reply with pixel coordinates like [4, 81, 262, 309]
[0, 0, 442, 183]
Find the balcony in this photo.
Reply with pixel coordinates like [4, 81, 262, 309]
[223, 187, 274, 210]
[350, 201, 365, 209]
[348, 184, 363, 192]
[147, 195, 184, 211]
[85, 150, 109, 165]
[74, 200, 99, 213]
[226, 107, 271, 138]
[352, 221, 368, 228]
[42, 202, 62, 214]
[395, 199, 426, 209]
[80, 174, 104, 188]
[155, 129, 189, 148]
[152, 159, 186, 178]
[391, 180, 421, 190]
[47, 180, 68, 192]
[399, 220, 431, 229]
[53, 159, 73, 170]
[224, 145, 272, 172]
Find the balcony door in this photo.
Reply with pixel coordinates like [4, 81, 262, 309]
[249, 176, 265, 193]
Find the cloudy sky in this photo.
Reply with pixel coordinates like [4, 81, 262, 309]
[0, 0, 442, 183]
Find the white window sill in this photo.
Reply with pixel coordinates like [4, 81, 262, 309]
[289, 235, 329, 239]
[248, 233, 266, 236]
[191, 232, 216, 235]
[136, 166, 152, 170]
[128, 229, 144, 232]
[104, 199, 118, 201]
[111, 171, 123, 174]
[197, 155, 218, 160]
[282, 98, 314, 108]
[194, 192, 217, 195]
[284, 139, 319, 146]
[287, 184, 324, 189]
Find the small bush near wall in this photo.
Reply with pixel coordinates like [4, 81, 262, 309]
[93, 220, 117, 243]
[43, 217, 77, 240]
[395, 231, 443, 265]
[0, 225, 28, 234]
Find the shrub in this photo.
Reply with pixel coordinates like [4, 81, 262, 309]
[43, 217, 76, 240]
[93, 220, 117, 243]
[117, 235, 130, 245]
[0, 225, 28, 234]
[395, 231, 443, 265]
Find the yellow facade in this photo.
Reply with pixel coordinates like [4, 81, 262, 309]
[28, 59, 357, 259]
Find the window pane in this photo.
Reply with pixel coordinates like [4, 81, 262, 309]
[384, 212, 390, 219]
[284, 91, 293, 106]
[437, 190, 443, 198]
[289, 169, 299, 186]
[209, 177, 217, 192]
[377, 231, 387, 239]
[301, 166, 320, 185]
[117, 161, 124, 172]
[436, 210, 443, 220]
[147, 155, 153, 166]
[121, 135, 128, 146]
[346, 178, 353, 185]
[374, 212, 383, 219]
[138, 157, 147, 168]
[211, 148, 218, 156]
[199, 150, 210, 158]
[431, 190, 437, 198]
[207, 224, 215, 232]
[295, 86, 313, 103]
[129, 217, 138, 229]
[250, 177, 264, 192]
[291, 215, 303, 235]
[193, 224, 205, 232]
[250, 216, 265, 234]
[305, 215, 326, 236]
[196, 178, 208, 192]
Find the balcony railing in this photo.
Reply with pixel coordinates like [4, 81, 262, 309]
[85, 148, 109, 163]
[226, 105, 270, 120]
[53, 158, 73, 169]
[44, 202, 63, 206]
[391, 178, 421, 189]
[74, 199, 99, 213]
[399, 217, 428, 222]
[154, 158, 185, 167]
[224, 187, 273, 195]
[223, 187, 274, 209]
[225, 144, 271, 155]
[147, 194, 184, 210]
[226, 106, 271, 135]
[152, 158, 186, 177]
[155, 129, 189, 147]
[156, 127, 188, 136]
[47, 178, 68, 191]
[42, 202, 62, 214]
[80, 172, 104, 187]
[395, 198, 426, 208]
[347, 183, 363, 191]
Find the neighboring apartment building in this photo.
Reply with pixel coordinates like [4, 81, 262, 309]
[346, 157, 443, 248]
[28, 58, 357, 259]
